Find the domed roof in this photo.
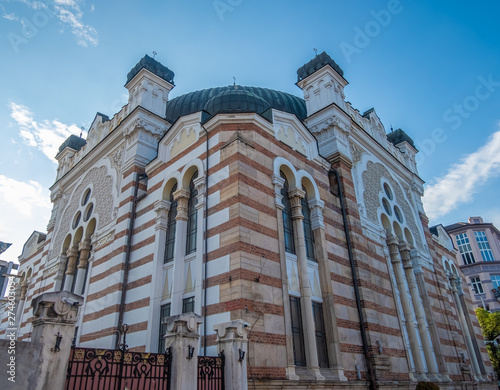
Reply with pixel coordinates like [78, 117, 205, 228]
[203, 88, 271, 117]
[165, 85, 306, 123]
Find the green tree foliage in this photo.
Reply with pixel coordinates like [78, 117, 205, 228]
[476, 307, 500, 377]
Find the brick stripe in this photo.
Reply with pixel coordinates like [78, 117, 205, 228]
[248, 331, 286, 345]
[204, 298, 283, 316]
[208, 242, 279, 262]
[207, 216, 278, 240]
[206, 269, 282, 289]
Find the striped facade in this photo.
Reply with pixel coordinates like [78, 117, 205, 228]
[0, 53, 495, 389]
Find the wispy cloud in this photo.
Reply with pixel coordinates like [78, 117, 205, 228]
[2, 0, 98, 47]
[423, 128, 500, 220]
[0, 175, 51, 261]
[9, 102, 83, 162]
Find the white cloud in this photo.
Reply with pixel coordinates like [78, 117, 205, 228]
[2, 0, 98, 47]
[0, 175, 51, 262]
[423, 129, 500, 220]
[9, 102, 83, 162]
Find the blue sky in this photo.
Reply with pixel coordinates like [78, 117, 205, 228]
[1, 0, 500, 262]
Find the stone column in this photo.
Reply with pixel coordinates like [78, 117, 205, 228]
[411, 250, 451, 381]
[28, 291, 83, 390]
[399, 242, 439, 379]
[449, 274, 482, 381]
[170, 189, 190, 314]
[386, 235, 427, 378]
[272, 174, 299, 381]
[15, 280, 28, 330]
[310, 198, 347, 381]
[214, 320, 249, 390]
[63, 247, 79, 291]
[289, 188, 323, 380]
[194, 176, 206, 316]
[73, 239, 91, 295]
[164, 313, 203, 390]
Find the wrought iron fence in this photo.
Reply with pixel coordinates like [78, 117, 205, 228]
[198, 352, 225, 390]
[65, 347, 172, 390]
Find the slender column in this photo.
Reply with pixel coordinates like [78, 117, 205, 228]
[74, 239, 92, 295]
[310, 198, 346, 381]
[411, 250, 451, 381]
[449, 274, 482, 380]
[289, 188, 323, 380]
[63, 247, 79, 291]
[386, 235, 427, 377]
[15, 281, 28, 331]
[170, 189, 190, 314]
[272, 174, 299, 380]
[193, 177, 205, 316]
[399, 243, 439, 378]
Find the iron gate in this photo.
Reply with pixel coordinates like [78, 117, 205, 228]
[198, 352, 225, 390]
[65, 347, 172, 390]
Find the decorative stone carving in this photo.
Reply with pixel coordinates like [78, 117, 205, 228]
[362, 161, 423, 251]
[276, 125, 307, 156]
[51, 166, 115, 258]
[350, 142, 364, 166]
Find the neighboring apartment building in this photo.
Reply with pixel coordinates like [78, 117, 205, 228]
[0, 53, 495, 389]
[445, 217, 500, 311]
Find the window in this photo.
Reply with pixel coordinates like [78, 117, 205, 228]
[158, 303, 171, 353]
[289, 296, 306, 366]
[492, 275, 500, 289]
[471, 277, 484, 294]
[456, 233, 475, 265]
[302, 189, 316, 261]
[182, 296, 195, 313]
[186, 173, 198, 255]
[312, 302, 329, 368]
[475, 231, 494, 261]
[281, 172, 295, 254]
[164, 184, 178, 263]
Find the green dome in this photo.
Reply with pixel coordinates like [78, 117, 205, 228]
[165, 85, 306, 123]
[203, 89, 271, 116]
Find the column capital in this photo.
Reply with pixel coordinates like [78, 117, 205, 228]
[289, 188, 305, 220]
[173, 188, 190, 221]
[154, 199, 171, 231]
[272, 174, 285, 209]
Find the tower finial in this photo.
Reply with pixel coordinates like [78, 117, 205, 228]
[80, 126, 85, 138]
[313, 48, 318, 57]
[152, 51, 157, 59]
[233, 76, 236, 87]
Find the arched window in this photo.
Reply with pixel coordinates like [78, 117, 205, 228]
[164, 184, 178, 263]
[301, 188, 316, 261]
[281, 172, 295, 254]
[186, 173, 198, 255]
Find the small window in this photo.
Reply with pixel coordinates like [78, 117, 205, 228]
[83, 203, 94, 222]
[82, 188, 91, 206]
[382, 198, 392, 215]
[312, 302, 329, 368]
[73, 212, 81, 229]
[289, 296, 306, 366]
[182, 297, 195, 313]
[164, 184, 178, 264]
[281, 172, 295, 254]
[492, 275, 500, 289]
[185, 173, 198, 255]
[475, 231, 494, 262]
[394, 206, 404, 223]
[158, 303, 171, 353]
[471, 277, 484, 294]
[383, 183, 393, 200]
[456, 233, 475, 265]
[302, 188, 316, 262]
